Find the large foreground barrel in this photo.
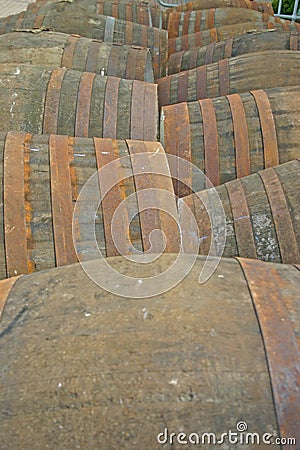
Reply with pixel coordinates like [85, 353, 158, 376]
[168, 20, 300, 54]
[0, 31, 154, 82]
[160, 86, 300, 194]
[27, 0, 169, 28]
[168, 29, 300, 74]
[0, 65, 158, 139]
[180, 160, 300, 264]
[158, 51, 300, 106]
[168, 8, 275, 39]
[0, 132, 179, 279]
[0, 3, 168, 78]
[0, 255, 299, 449]
[173, 0, 274, 14]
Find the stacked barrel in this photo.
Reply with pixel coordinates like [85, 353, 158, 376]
[0, 1, 299, 449]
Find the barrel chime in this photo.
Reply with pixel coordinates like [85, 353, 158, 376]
[0, 0, 299, 448]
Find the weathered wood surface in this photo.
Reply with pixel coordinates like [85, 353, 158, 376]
[168, 29, 300, 74]
[0, 3, 168, 79]
[173, 0, 274, 14]
[158, 51, 300, 106]
[0, 255, 299, 449]
[0, 132, 179, 279]
[168, 20, 300, 54]
[0, 64, 158, 139]
[27, 0, 169, 28]
[168, 8, 275, 39]
[180, 160, 300, 264]
[160, 86, 300, 194]
[0, 31, 154, 82]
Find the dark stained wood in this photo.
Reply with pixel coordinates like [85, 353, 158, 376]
[0, 3, 168, 79]
[168, 21, 300, 55]
[180, 160, 300, 263]
[28, 0, 169, 28]
[1, 255, 299, 448]
[3, 132, 30, 278]
[49, 135, 77, 266]
[160, 86, 300, 194]
[0, 65, 158, 140]
[173, 0, 274, 14]
[0, 31, 154, 82]
[0, 132, 178, 279]
[168, 30, 300, 75]
[168, 8, 276, 38]
[158, 51, 300, 106]
[238, 258, 300, 444]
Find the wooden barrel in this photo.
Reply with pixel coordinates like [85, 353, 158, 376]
[180, 160, 300, 264]
[0, 64, 158, 139]
[168, 20, 300, 55]
[0, 3, 168, 79]
[27, 0, 169, 29]
[168, 8, 276, 39]
[0, 31, 154, 82]
[0, 132, 179, 279]
[0, 255, 299, 449]
[173, 0, 274, 14]
[158, 51, 300, 107]
[160, 86, 300, 195]
[168, 29, 300, 74]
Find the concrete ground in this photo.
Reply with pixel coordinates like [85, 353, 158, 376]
[0, 0, 35, 18]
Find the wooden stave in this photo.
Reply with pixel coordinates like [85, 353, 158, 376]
[168, 8, 275, 39]
[0, 4, 168, 79]
[0, 31, 154, 82]
[158, 50, 300, 106]
[180, 160, 300, 264]
[0, 132, 179, 279]
[168, 20, 300, 55]
[0, 255, 299, 449]
[0, 64, 158, 140]
[168, 29, 300, 74]
[173, 0, 274, 14]
[160, 86, 300, 193]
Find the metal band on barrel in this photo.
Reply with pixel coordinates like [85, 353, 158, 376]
[237, 258, 300, 445]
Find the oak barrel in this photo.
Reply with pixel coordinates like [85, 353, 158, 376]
[0, 64, 158, 139]
[27, 0, 169, 28]
[173, 0, 274, 14]
[180, 160, 300, 264]
[158, 51, 300, 106]
[0, 31, 154, 82]
[168, 8, 276, 39]
[168, 29, 300, 74]
[160, 86, 300, 195]
[0, 3, 168, 79]
[0, 132, 179, 279]
[0, 255, 299, 449]
[168, 20, 300, 54]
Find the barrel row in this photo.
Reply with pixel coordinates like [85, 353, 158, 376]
[180, 159, 300, 264]
[168, 20, 300, 54]
[27, 0, 169, 29]
[161, 86, 300, 194]
[0, 255, 299, 448]
[158, 51, 300, 106]
[0, 3, 168, 79]
[0, 64, 158, 139]
[168, 29, 300, 74]
[28, 0, 274, 29]
[173, 0, 274, 14]
[0, 31, 154, 82]
[167, 8, 275, 39]
[0, 132, 179, 280]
